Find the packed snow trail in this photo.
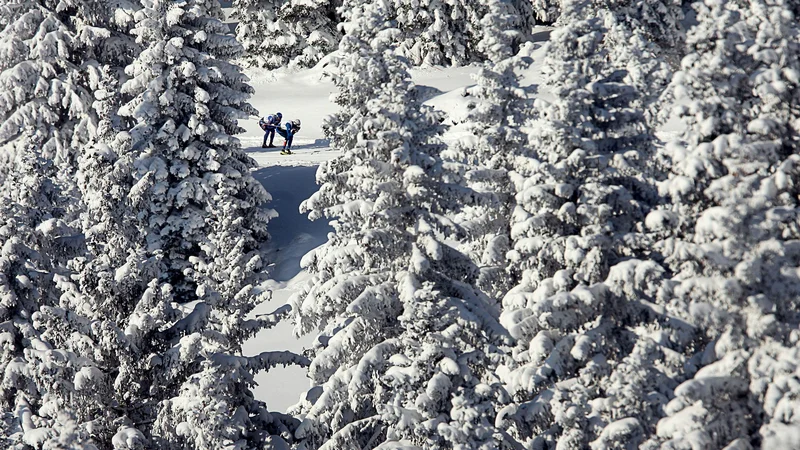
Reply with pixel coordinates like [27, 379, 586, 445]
[241, 165, 330, 413]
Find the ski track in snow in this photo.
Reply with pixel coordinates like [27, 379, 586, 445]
[241, 164, 329, 413]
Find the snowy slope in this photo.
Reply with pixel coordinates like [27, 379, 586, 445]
[239, 62, 482, 166]
[240, 37, 550, 413]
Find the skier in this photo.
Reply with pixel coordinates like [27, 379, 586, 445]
[259, 112, 282, 148]
[277, 119, 301, 155]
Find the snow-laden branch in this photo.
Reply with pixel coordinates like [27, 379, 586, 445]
[248, 350, 311, 372]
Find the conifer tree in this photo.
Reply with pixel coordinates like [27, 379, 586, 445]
[0, 0, 139, 445]
[292, 3, 514, 449]
[0, 0, 95, 183]
[0, 150, 92, 448]
[557, 0, 685, 123]
[505, 16, 656, 287]
[496, 15, 684, 448]
[335, 0, 529, 67]
[647, 0, 800, 447]
[232, 0, 341, 69]
[28, 0, 305, 447]
[531, 0, 561, 24]
[441, 0, 534, 301]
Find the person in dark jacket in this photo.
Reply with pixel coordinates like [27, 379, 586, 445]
[276, 119, 301, 154]
[259, 112, 282, 148]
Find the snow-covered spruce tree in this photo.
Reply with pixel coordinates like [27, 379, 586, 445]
[232, 0, 342, 69]
[324, 0, 526, 154]
[476, 0, 525, 64]
[334, 0, 529, 67]
[231, 0, 286, 69]
[0, 0, 138, 166]
[0, 1, 29, 30]
[0, 0, 140, 242]
[0, 0, 95, 185]
[291, 3, 515, 449]
[648, 115, 800, 447]
[495, 17, 688, 448]
[320, 0, 406, 154]
[506, 16, 656, 286]
[590, 0, 684, 52]
[648, 0, 758, 259]
[745, 0, 800, 153]
[528, 0, 561, 24]
[533, 0, 684, 33]
[557, 0, 685, 124]
[440, 0, 534, 301]
[37, 0, 307, 447]
[644, 0, 800, 447]
[0, 150, 95, 449]
[600, 6, 679, 123]
[657, 0, 752, 141]
[79, 0, 141, 141]
[555, 0, 684, 46]
[0, 1, 141, 446]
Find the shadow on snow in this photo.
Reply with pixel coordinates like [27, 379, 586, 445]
[245, 138, 331, 154]
[252, 165, 333, 282]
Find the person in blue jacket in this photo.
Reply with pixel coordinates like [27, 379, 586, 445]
[276, 119, 301, 154]
[259, 112, 282, 148]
